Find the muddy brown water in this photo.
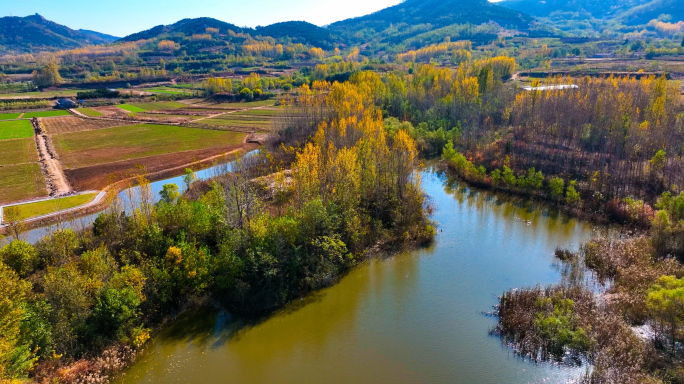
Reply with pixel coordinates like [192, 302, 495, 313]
[114, 170, 603, 384]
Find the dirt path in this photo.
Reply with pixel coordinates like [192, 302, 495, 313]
[69, 109, 87, 118]
[32, 118, 72, 197]
[192, 111, 228, 123]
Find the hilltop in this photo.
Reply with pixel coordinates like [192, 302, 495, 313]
[119, 18, 341, 49]
[0, 14, 118, 53]
[499, 0, 684, 25]
[329, 0, 535, 44]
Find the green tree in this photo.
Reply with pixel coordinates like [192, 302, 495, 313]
[32, 62, 62, 89]
[650, 149, 666, 177]
[160, 184, 181, 204]
[183, 169, 196, 191]
[549, 177, 565, 200]
[491, 169, 501, 184]
[0, 262, 35, 379]
[0, 241, 38, 278]
[565, 181, 581, 205]
[239, 88, 254, 101]
[502, 166, 517, 186]
[647, 275, 684, 350]
[2, 206, 26, 241]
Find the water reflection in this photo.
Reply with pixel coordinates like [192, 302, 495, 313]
[116, 170, 604, 384]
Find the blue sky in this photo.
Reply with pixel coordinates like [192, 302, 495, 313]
[2, 0, 405, 37]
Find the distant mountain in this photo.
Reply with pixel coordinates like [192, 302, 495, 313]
[615, 0, 684, 25]
[497, 0, 640, 19]
[119, 18, 340, 48]
[255, 21, 340, 49]
[498, 0, 684, 24]
[78, 29, 119, 43]
[0, 14, 118, 52]
[329, 0, 534, 43]
[118, 17, 244, 42]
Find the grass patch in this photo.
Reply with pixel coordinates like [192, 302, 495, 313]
[8, 193, 97, 221]
[130, 102, 186, 111]
[53, 124, 247, 168]
[137, 114, 202, 120]
[0, 163, 46, 204]
[0, 138, 38, 165]
[234, 109, 280, 116]
[0, 89, 87, 100]
[22, 110, 70, 118]
[144, 88, 193, 95]
[0, 120, 34, 140]
[117, 104, 147, 113]
[0, 113, 21, 120]
[76, 108, 103, 117]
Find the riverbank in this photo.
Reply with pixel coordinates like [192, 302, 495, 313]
[0, 145, 256, 237]
[111, 170, 598, 384]
[437, 157, 653, 230]
[492, 192, 684, 382]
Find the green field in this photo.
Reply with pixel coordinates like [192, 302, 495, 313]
[8, 193, 97, 221]
[0, 113, 21, 120]
[53, 124, 247, 168]
[0, 163, 46, 204]
[0, 138, 37, 165]
[234, 108, 280, 116]
[76, 108, 103, 117]
[0, 89, 87, 100]
[144, 87, 194, 95]
[22, 110, 71, 118]
[137, 113, 202, 120]
[118, 104, 147, 113]
[130, 101, 186, 111]
[0, 120, 34, 140]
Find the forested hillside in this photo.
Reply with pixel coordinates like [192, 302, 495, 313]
[119, 18, 341, 49]
[0, 14, 118, 53]
[330, 0, 534, 44]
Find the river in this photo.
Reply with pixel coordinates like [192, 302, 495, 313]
[111, 170, 602, 384]
[11, 152, 257, 245]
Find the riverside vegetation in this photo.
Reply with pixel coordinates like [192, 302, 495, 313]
[0, 77, 433, 383]
[2, 4, 684, 381]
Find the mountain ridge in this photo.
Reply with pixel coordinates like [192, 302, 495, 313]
[0, 14, 118, 53]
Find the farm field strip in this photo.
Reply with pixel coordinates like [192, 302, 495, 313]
[39, 116, 129, 134]
[142, 87, 195, 95]
[22, 110, 71, 118]
[0, 138, 38, 165]
[0, 163, 47, 204]
[0, 119, 34, 140]
[130, 101, 186, 111]
[0, 89, 88, 100]
[0, 113, 22, 120]
[75, 108, 103, 117]
[117, 104, 147, 113]
[52, 123, 248, 169]
[135, 113, 203, 121]
[6, 192, 98, 221]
